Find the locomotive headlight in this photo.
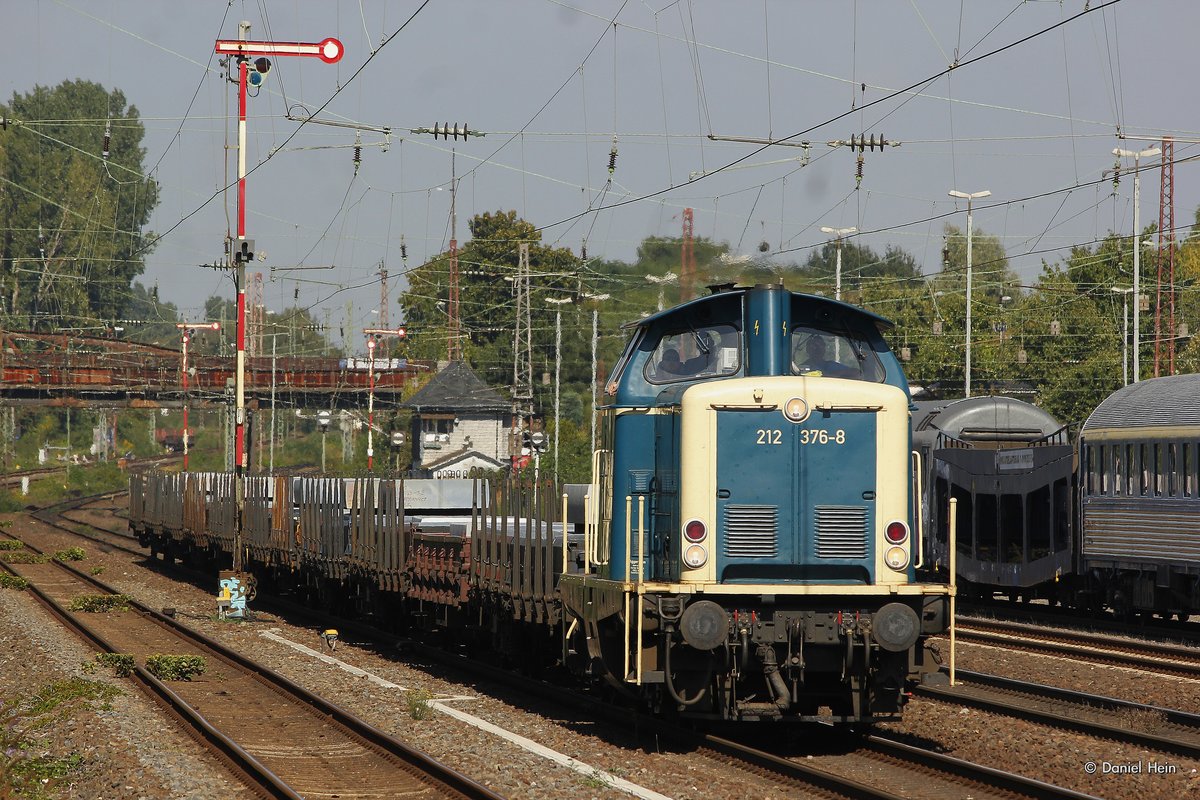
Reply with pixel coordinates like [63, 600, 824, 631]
[783, 396, 810, 423]
[683, 544, 708, 569]
[885, 546, 909, 570]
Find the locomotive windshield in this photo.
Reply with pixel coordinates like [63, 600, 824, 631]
[790, 325, 884, 382]
[645, 323, 740, 384]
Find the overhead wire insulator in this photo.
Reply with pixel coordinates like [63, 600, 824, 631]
[400, 235, 408, 261]
[856, 154, 864, 186]
[353, 132, 362, 175]
[1111, 158, 1121, 192]
[607, 139, 618, 176]
[102, 121, 111, 160]
[432, 122, 470, 140]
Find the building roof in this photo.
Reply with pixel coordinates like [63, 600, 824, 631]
[400, 360, 511, 413]
[423, 447, 506, 472]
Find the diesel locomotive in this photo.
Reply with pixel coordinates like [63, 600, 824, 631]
[131, 283, 951, 725]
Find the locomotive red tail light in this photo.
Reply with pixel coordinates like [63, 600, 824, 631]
[885, 521, 909, 544]
[683, 519, 707, 542]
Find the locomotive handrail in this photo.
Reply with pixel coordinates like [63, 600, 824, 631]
[708, 403, 778, 411]
[911, 450, 924, 569]
[814, 403, 883, 412]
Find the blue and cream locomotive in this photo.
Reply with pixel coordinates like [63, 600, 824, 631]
[560, 283, 950, 722]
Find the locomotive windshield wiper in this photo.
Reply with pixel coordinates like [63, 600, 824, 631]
[691, 326, 711, 354]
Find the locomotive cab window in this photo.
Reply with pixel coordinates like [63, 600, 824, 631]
[645, 324, 740, 384]
[790, 326, 884, 381]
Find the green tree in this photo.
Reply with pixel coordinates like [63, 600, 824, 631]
[0, 80, 159, 330]
[933, 223, 1020, 302]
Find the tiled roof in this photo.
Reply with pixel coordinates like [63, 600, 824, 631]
[400, 361, 510, 412]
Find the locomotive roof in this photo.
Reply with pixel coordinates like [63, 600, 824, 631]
[624, 285, 894, 331]
[912, 396, 1065, 444]
[1082, 373, 1200, 433]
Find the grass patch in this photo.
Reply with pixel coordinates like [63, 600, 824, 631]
[144, 655, 206, 681]
[0, 573, 29, 590]
[89, 565, 105, 576]
[81, 653, 136, 678]
[0, 539, 23, 550]
[1, 551, 47, 564]
[0, 677, 121, 798]
[53, 547, 86, 562]
[405, 688, 434, 720]
[68, 594, 130, 613]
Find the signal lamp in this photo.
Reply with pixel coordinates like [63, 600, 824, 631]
[683, 544, 708, 569]
[683, 519, 707, 543]
[884, 521, 909, 545]
[254, 57, 272, 74]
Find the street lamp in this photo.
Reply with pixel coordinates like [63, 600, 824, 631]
[1112, 287, 1133, 386]
[316, 410, 331, 472]
[820, 226, 857, 302]
[175, 322, 221, 470]
[1113, 145, 1161, 383]
[362, 327, 407, 470]
[948, 189, 992, 398]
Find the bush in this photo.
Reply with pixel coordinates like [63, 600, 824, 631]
[2, 551, 47, 564]
[0, 539, 23, 550]
[144, 655, 206, 681]
[54, 547, 86, 562]
[81, 653, 136, 678]
[0, 573, 29, 590]
[68, 594, 130, 613]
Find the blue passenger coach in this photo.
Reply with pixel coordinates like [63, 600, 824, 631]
[559, 283, 950, 723]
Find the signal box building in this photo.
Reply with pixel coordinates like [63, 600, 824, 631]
[400, 361, 512, 477]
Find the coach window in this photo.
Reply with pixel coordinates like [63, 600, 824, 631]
[1085, 446, 1097, 496]
[1167, 443, 1178, 497]
[1125, 444, 1135, 496]
[1180, 441, 1190, 496]
[1142, 443, 1152, 494]
[1109, 445, 1119, 496]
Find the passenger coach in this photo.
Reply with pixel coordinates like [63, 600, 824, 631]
[1079, 374, 1200, 619]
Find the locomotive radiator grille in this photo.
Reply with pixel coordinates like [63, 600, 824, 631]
[815, 506, 868, 559]
[723, 505, 778, 558]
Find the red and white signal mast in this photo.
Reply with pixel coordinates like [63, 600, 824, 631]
[212, 23, 343, 582]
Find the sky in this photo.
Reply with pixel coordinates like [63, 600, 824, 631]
[4, 0, 1198, 355]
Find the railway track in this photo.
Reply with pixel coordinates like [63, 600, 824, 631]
[918, 668, 1200, 760]
[0, 526, 503, 800]
[953, 617, 1200, 679]
[34, 493, 1104, 799]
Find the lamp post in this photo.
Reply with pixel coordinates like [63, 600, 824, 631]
[1112, 287, 1133, 386]
[1113, 145, 1160, 383]
[176, 322, 221, 471]
[317, 410, 331, 472]
[820, 226, 857, 302]
[948, 189, 991, 398]
[645, 272, 678, 312]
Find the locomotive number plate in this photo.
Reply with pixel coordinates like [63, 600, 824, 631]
[756, 428, 847, 445]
